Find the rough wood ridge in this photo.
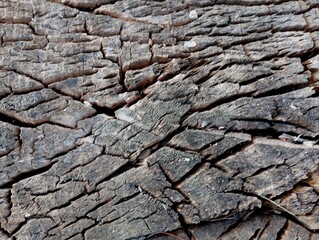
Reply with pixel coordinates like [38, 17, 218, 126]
[1, 0, 319, 239]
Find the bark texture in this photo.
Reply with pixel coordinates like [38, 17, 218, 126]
[1, 0, 319, 239]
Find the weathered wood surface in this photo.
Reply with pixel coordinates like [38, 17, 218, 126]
[1, 0, 319, 239]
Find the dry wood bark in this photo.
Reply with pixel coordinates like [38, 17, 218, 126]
[1, 0, 319, 239]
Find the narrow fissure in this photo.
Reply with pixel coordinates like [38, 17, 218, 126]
[91, 104, 116, 117]
[0, 112, 34, 128]
[0, 161, 57, 189]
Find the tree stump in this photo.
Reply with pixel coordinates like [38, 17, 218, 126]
[1, 0, 319, 239]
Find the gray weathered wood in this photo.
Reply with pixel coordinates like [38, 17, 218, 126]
[0, 0, 319, 239]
